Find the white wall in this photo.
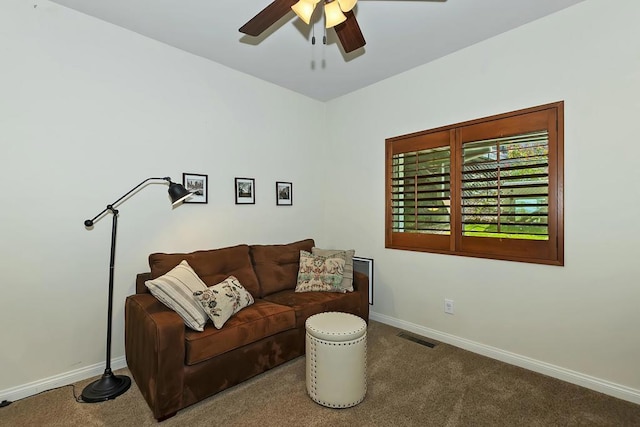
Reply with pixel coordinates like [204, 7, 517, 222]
[0, 0, 326, 394]
[2, 0, 639, 406]
[325, 0, 640, 402]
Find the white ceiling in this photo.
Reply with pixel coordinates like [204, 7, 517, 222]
[49, 0, 585, 101]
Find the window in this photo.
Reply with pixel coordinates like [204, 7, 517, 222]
[385, 102, 564, 265]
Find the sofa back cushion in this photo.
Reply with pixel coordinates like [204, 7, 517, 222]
[250, 239, 314, 297]
[149, 244, 261, 298]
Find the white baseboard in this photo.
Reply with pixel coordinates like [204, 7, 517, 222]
[3, 316, 639, 406]
[0, 357, 127, 403]
[370, 312, 640, 405]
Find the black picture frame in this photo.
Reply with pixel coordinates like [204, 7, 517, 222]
[353, 257, 374, 305]
[235, 177, 255, 204]
[182, 173, 208, 204]
[276, 181, 293, 206]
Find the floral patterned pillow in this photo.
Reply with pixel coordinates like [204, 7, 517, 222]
[312, 247, 356, 292]
[295, 250, 346, 293]
[193, 276, 254, 329]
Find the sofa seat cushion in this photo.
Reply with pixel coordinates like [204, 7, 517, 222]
[184, 299, 295, 365]
[250, 239, 314, 297]
[148, 244, 261, 298]
[263, 290, 362, 328]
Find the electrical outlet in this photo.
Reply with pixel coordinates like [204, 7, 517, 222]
[444, 299, 454, 314]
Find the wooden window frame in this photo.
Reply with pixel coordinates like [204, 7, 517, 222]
[385, 102, 564, 266]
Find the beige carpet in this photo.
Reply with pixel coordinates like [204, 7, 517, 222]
[2, 321, 639, 426]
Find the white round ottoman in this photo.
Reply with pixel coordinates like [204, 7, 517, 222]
[305, 312, 367, 408]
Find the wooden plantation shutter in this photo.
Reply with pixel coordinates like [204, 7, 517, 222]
[456, 107, 561, 263]
[386, 130, 452, 252]
[386, 102, 564, 265]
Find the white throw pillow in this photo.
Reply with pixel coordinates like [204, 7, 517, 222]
[145, 260, 209, 331]
[193, 276, 255, 329]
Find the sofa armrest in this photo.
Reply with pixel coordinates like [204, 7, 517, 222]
[353, 271, 370, 322]
[125, 293, 185, 420]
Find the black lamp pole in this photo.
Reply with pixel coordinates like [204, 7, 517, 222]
[81, 177, 193, 403]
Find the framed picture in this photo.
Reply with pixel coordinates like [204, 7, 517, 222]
[353, 257, 374, 305]
[276, 181, 293, 206]
[182, 173, 208, 204]
[235, 177, 255, 204]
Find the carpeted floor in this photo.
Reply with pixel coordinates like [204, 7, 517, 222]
[2, 321, 639, 426]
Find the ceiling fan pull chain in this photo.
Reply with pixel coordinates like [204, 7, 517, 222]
[323, 27, 327, 45]
[312, 22, 316, 45]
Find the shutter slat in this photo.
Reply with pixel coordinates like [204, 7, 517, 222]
[462, 172, 548, 184]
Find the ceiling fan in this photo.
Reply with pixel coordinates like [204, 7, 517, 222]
[239, 0, 367, 53]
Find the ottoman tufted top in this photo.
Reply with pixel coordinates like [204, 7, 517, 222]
[305, 312, 366, 342]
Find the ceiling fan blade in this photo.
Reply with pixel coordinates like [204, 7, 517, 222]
[334, 11, 366, 53]
[239, 0, 298, 37]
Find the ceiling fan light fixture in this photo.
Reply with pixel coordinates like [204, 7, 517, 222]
[324, 0, 347, 28]
[337, 0, 357, 12]
[292, 0, 319, 25]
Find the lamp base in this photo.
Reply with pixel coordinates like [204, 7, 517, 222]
[81, 369, 131, 403]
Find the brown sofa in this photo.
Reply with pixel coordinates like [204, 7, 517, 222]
[125, 239, 369, 421]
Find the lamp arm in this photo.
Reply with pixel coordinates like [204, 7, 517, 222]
[84, 177, 171, 226]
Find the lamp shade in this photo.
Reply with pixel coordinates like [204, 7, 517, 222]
[325, 0, 347, 28]
[291, 0, 318, 25]
[168, 181, 194, 205]
[337, 0, 357, 12]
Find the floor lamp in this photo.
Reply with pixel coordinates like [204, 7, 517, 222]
[81, 177, 193, 403]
